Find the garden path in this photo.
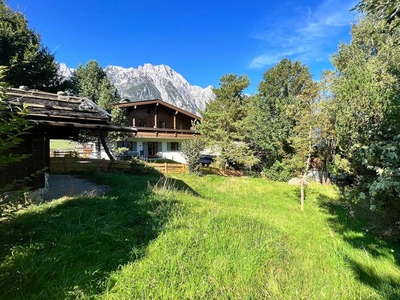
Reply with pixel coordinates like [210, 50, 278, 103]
[44, 174, 111, 201]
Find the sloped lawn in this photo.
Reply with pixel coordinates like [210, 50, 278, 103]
[1, 173, 399, 299]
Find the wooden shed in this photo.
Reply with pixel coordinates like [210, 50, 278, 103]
[1, 86, 136, 190]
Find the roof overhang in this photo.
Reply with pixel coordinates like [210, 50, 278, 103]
[116, 99, 201, 120]
[29, 120, 137, 132]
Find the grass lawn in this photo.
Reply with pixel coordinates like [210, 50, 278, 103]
[1, 173, 399, 299]
[50, 139, 76, 150]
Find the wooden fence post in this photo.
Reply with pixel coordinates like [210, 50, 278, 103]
[64, 156, 67, 172]
[102, 159, 106, 172]
[165, 162, 168, 174]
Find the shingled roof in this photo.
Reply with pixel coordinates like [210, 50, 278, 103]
[4, 86, 136, 132]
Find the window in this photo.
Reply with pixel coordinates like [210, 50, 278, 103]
[171, 142, 180, 151]
[148, 142, 158, 156]
[138, 119, 147, 127]
[130, 141, 137, 151]
[159, 121, 166, 128]
[117, 140, 131, 149]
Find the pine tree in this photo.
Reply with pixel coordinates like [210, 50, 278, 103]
[197, 74, 257, 169]
[68, 60, 128, 148]
[69, 60, 120, 109]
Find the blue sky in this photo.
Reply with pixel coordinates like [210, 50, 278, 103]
[9, 0, 358, 94]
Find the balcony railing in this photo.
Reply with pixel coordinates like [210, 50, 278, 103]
[135, 127, 196, 134]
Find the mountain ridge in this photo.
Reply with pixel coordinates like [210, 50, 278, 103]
[59, 63, 214, 115]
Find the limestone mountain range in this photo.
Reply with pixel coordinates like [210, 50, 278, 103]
[59, 63, 215, 116]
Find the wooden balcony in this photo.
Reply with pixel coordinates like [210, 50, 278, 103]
[134, 126, 199, 139]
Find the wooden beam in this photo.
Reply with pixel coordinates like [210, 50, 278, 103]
[28, 120, 137, 132]
[99, 131, 115, 160]
[154, 106, 158, 128]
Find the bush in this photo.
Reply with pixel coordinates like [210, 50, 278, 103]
[262, 160, 295, 182]
[181, 137, 204, 174]
[128, 158, 163, 176]
[0, 67, 33, 218]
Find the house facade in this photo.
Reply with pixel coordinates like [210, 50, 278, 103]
[116, 99, 201, 163]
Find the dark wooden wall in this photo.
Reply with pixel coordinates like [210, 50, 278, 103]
[127, 105, 193, 130]
[0, 128, 47, 190]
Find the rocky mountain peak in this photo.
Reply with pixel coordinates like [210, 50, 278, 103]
[105, 63, 214, 115]
[59, 63, 214, 116]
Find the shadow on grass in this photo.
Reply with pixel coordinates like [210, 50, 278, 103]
[167, 178, 201, 197]
[0, 172, 191, 299]
[318, 193, 400, 298]
[346, 257, 400, 300]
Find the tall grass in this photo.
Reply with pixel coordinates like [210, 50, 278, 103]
[1, 173, 399, 299]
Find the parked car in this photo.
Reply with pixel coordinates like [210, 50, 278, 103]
[330, 173, 356, 186]
[126, 150, 140, 158]
[198, 155, 214, 167]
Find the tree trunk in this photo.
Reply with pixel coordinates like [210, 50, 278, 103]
[99, 131, 115, 160]
[300, 176, 305, 211]
[300, 125, 313, 211]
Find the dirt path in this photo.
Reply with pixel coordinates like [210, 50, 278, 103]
[44, 174, 111, 201]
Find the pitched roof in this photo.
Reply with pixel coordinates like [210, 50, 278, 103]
[5, 86, 110, 124]
[3, 87, 137, 132]
[116, 98, 201, 120]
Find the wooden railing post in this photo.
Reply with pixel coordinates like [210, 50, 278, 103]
[165, 162, 168, 174]
[102, 159, 106, 172]
[64, 156, 67, 172]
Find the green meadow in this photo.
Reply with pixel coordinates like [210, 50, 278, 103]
[50, 139, 76, 151]
[1, 173, 399, 299]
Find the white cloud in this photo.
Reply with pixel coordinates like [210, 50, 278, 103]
[249, 53, 289, 69]
[248, 0, 358, 70]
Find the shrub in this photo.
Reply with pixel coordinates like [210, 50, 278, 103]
[128, 158, 163, 176]
[262, 159, 295, 182]
[181, 137, 204, 174]
[0, 67, 33, 218]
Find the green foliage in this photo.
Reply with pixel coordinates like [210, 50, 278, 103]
[329, 14, 400, 226]
[181, 137, 204, 174]
[113, 147, 129, 155]
[354, 0, 400, 26]
[249, 59, 318, 176]
[314, 72, 339, 181]
[108, 106, 130, 141]
[68, 60, 123, 142]
[0, 66, 33, 217]
[128, 158, 163, 176]
[352, 128, 400, 214]
[262, 159, 295, 182]
[69, 60, 120, 110]
[331, 154, 351, 175]
[330, 16, 399, 148]
[0, 1, 65, 91]
[197, 74, 258, 169]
